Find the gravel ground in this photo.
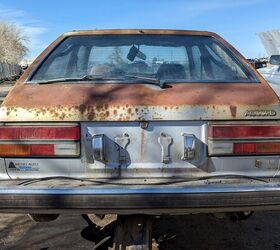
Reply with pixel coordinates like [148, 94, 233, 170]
[1, 212, 280, 249]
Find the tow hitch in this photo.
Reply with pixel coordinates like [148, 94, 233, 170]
[112, 215, 152, 250]
[82, 214, 154, 249]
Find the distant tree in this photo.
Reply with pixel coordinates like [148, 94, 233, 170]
[0, 22, 28, 64]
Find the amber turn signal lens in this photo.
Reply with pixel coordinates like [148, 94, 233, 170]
[0, 144, 54, 157]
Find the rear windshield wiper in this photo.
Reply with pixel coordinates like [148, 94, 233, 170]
[125, 74, 171, 89]
[31, 77, 83, 84]
[31, 75, 171, 88]
[33, 75, 124, 84]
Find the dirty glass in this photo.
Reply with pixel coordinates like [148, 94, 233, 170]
[30, 35, 257, 83]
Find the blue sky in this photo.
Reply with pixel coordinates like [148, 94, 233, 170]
[0, 0, 279, 60]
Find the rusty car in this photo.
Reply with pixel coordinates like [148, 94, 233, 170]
[1, 29, 280, 248]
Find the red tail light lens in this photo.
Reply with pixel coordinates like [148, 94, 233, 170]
[0, 125, 80, 157]
[0, 126, 80, 140]
[208, 125, 280, 139]
[208, 124, 280, 156]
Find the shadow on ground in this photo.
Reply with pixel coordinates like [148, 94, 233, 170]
[1, 212, 280, 249]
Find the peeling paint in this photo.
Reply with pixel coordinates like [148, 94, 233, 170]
[0, 103, 280, 121]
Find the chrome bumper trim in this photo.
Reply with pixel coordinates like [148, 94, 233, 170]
[0, 183, 280, 194]
[1, 183, 280, 214]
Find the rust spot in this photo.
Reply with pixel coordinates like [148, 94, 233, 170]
[59, 113, 66, 119]
[128, 108, 132, 114]
[229, 105, 237, 117]
[78, 104, 86, 114]
[88, 112, 95, 120]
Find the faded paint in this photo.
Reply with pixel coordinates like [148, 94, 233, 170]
[1, 29, 279, 122]
[1, 103, 280, 121]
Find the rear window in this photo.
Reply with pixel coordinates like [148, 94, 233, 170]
[30, 35, 258, 83]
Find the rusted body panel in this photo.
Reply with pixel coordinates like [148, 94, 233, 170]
[1, 82, 279, 121]
[1, 29, 279, 121]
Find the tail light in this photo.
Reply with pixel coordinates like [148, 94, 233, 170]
[208, 124, 280, 156]
[0, 124, 80, 157]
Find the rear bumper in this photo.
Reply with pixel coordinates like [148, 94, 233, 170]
[1, 181, 280, 214]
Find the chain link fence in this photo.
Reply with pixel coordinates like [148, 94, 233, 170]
[0, 63, 22, 81]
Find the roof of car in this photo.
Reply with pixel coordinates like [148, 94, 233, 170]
[63, 29, 217, 37]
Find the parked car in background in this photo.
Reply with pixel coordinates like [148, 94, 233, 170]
[258, 56, 280, 96]
[0, 29, 280, 248]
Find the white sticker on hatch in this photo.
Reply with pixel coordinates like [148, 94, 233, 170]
[8, 162, 39, 171]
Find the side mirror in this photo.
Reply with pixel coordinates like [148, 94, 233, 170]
[270, 55, 280, 65]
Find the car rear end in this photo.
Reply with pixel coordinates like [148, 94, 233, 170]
[0, 29, 279, 215]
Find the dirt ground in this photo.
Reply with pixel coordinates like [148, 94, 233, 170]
[1, 211, 280, 249]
